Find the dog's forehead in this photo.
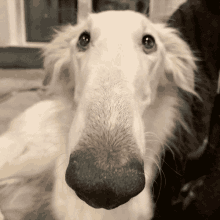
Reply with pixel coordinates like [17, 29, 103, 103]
[89, 11, 153, 36]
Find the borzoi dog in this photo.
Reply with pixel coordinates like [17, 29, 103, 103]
[0, 10, 202, 220]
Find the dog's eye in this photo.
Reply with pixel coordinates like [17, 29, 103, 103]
[77, 32, 90, 51]
[142, 35, 156, 54]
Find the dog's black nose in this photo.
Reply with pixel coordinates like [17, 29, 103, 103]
[65, 148, 145, 209]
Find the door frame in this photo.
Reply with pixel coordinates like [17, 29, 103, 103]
[0, 0, 185, 48]
[0, 0, 47, 47]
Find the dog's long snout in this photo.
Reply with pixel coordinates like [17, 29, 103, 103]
[65, 147, 145, 209]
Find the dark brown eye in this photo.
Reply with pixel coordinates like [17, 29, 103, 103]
[77, 31, 90, 51]
[142, 35, 156, 54]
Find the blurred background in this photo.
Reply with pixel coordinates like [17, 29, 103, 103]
[0, 0, 186, 68]
[0, 0, 185, 134]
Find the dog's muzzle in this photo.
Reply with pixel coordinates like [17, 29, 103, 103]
[65, 147, 145, 209]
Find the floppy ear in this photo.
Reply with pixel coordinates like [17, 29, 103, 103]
[42, 24, 85, 97]
[155, 24, 207, 155]
[155, 24, 198, 97]
[42, 25, 75, 95]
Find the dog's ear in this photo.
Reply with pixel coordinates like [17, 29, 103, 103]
[156, 24, 198, 97]
[155, 24, 206, 155]
[42, 24, 84, 97]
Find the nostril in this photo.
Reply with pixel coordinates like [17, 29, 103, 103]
[65, 149, 145, 209]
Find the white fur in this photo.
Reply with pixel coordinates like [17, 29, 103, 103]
[0, 11, 197, 220]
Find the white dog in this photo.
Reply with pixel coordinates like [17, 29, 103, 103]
[0, 10, 200, 220]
